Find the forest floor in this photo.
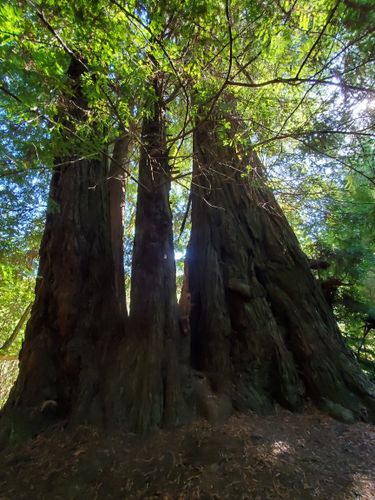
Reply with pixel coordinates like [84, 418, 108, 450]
[0, 406, 374, 499]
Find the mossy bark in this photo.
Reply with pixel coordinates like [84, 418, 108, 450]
[187, 115, 375, 423]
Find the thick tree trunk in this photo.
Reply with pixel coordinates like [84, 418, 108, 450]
[2, 157, 122, 435]
[1, 59, 124, 441]
[107, 79, 187, 433]
[187, 115, 375, 423]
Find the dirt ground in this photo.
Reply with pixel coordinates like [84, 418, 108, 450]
[0, 406, 374, 499]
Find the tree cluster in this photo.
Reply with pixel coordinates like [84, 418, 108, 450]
[0, 0, 374, 442]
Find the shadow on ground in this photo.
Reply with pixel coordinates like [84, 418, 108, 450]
[0, 407, 374, 499]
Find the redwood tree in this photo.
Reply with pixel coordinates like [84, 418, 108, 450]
[108, 135, 130, 318]
[1, 58, 125, 437]
[1, 0, 375, 447]
[106, 77, 188, 433]
[186, 110, 375, 423]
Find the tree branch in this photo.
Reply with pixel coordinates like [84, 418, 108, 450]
[228, 76, 375, 94]
[295, 0, 341, 79]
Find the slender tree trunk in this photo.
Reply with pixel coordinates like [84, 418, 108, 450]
[107, 78, 187, 433]
[1, 58, 124, 440]
[0, 303, 32, 352]
[187, 112, 375, 423]
[109, 135, 130, 318]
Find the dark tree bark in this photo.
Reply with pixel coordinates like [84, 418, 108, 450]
[1, 58, 125, 440]
[187, 113, 375, 423]
[107, 78, 187, 433]
[109, 135, 130, 318]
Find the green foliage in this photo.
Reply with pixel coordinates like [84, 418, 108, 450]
[0, 262, 35, 356]
[274, 138, 375, 376]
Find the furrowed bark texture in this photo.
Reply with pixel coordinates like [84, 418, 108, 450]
[187, 116, 375, 423]
[2, 158, 122, 434]
[1, 59, 124, 439]
[108, 80, 186, 433]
